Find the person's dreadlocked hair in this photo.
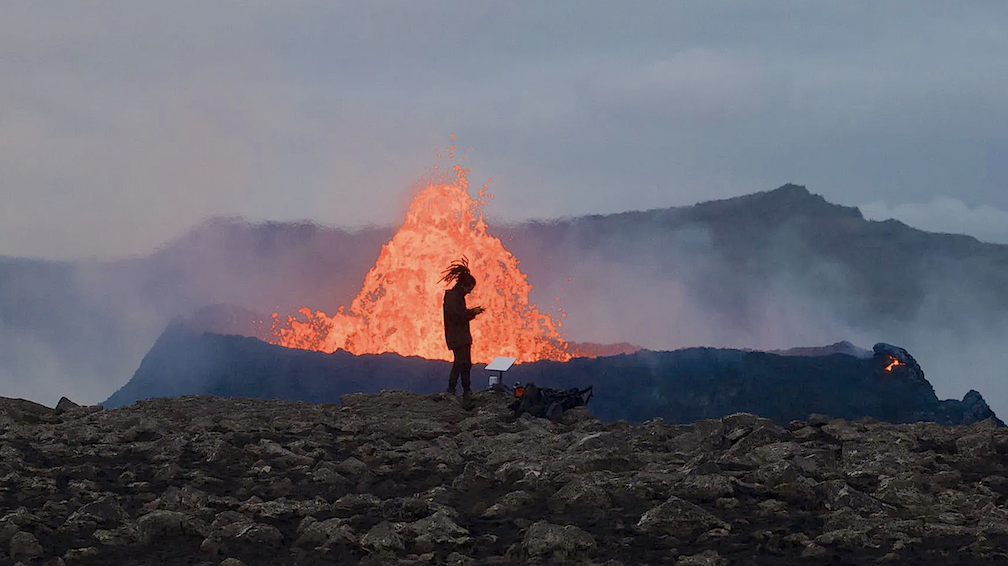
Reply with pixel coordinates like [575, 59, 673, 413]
[440, 257, 477, 289]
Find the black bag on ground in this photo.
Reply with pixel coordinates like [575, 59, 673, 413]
[510, 382, 593, 422]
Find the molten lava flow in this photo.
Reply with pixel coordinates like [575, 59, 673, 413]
[272, 164, 570, 364]
[884, 356, 905, 372]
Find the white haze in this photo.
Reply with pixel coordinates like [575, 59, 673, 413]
[861, 198, 1008, 245]
[533, 232, 871, 352]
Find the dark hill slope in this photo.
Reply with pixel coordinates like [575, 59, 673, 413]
[103, 325, 1000, 427]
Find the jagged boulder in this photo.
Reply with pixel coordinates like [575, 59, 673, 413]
[404, 510, 471, 551]
[55, 396, 80, 413]
[636, 496, 730, 542]
[360, 521, 403, 553]
[294, 516, 356, 549]
[10, 530, 43, 561]
[519, 521, 596, 563]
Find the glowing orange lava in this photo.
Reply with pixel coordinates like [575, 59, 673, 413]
[272, 162, 570, 364]
[884, 356, 905, 372]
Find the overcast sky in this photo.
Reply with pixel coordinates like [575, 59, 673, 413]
[3, 1, 1007, 260]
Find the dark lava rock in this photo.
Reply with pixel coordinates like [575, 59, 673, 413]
[55, 397, 80, 414]
[2, 391, 1007, 565]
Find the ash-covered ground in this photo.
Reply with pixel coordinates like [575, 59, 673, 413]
[2, 392, 1007, 565]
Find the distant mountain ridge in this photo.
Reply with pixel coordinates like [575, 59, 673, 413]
[2, 185, 1008, 416]
[752, 341, 872, 359]
[506, 184, 1008, 326]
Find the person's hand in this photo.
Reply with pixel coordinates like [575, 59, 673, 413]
[472, 306, 486, 316]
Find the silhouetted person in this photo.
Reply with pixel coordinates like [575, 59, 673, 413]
[441, 258, 485, 396]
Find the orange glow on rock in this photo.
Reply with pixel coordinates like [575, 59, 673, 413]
[272, 164, 570, 364]
[884, 356, 905, 372]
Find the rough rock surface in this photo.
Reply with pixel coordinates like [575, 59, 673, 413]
[3, 392, 1007, 565]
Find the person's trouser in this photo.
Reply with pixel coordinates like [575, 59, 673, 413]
[448, 344, 472, 393]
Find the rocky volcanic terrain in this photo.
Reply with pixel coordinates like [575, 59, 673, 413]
[2, 392, 1008, 566]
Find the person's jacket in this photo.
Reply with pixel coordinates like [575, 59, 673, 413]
[443, 286, 478, 349]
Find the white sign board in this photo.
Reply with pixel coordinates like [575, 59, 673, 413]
[485, 356, 517, 372]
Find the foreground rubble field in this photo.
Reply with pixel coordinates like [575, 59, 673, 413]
[1, 392, 1007, 565]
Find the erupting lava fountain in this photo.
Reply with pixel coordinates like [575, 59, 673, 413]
[272, 161, 571, 364]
